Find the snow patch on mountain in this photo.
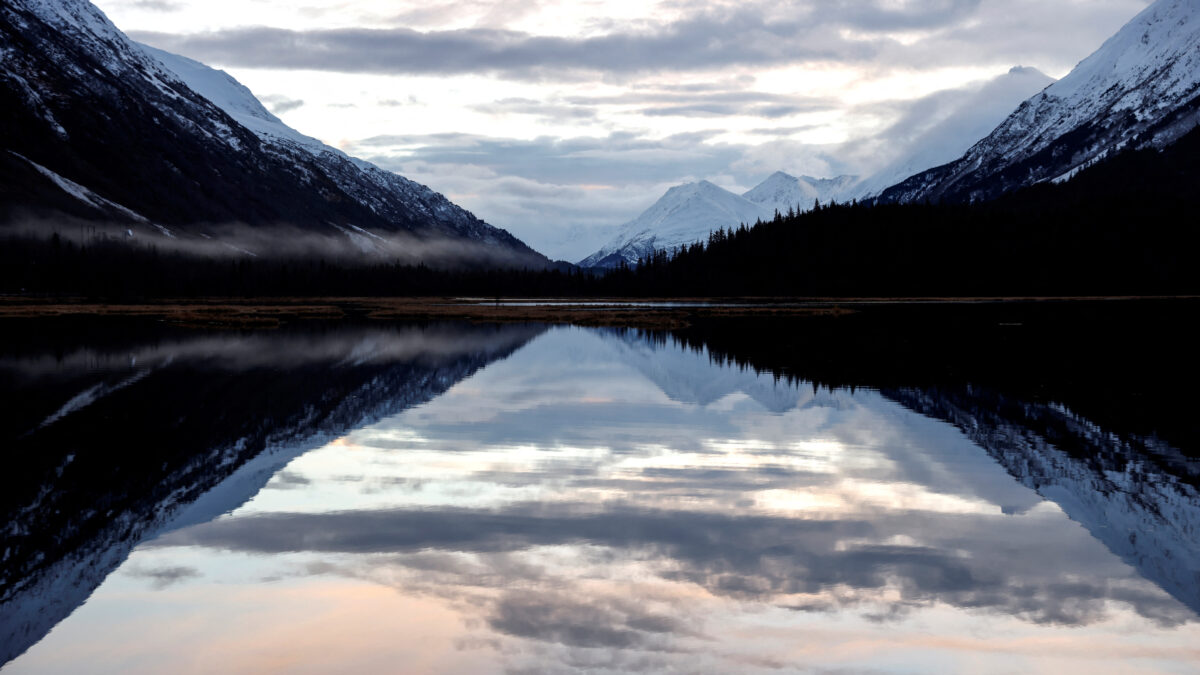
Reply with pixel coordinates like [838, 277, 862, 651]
[2, 0, 542, 263]
[136, 44, 523, 248]
[9, 150, 151, 223]
[138, 45, 325, 155]
[879, 0, 1200, 203]
[601, 328, 806, 413]
[579, 172, 859, 268]
[579, 180, 768, 268]
[743, 172, 861, 214]
[888, 385, 1200, 617]
[855, 66, 1056, 198]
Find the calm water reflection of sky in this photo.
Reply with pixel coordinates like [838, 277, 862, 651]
[8, 326, 1200, 674]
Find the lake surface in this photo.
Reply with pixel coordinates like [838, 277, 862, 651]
[2, 314, 1199, 674]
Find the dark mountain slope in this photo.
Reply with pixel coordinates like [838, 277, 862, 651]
[876, 0, 1200, 205]
[598, 125, 1200, 297]
[0, 320, 545, 665]
[0, 0, 544, 266]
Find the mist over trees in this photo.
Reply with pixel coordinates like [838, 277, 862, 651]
[3, 126, 1198, 299]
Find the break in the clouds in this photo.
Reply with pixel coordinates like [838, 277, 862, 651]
[95, 0, 1153, 259]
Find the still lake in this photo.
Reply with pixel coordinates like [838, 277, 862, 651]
[2, 314, 1199, 673]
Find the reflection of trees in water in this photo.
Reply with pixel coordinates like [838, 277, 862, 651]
[3, 315, 1199, 668]
[0, 321, 545, 666]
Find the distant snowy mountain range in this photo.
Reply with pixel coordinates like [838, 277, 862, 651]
[579, 173, 861, 268]
[580, 66, 1055, 268]
[0, 0, 547, 266]
[5, 0, 1197, 271]
[582, 0, 1200, 268]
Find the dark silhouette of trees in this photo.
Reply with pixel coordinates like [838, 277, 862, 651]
[3, 126, 1198, 299]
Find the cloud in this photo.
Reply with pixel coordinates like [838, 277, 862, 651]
[469, 97, 599, 123]
[116, 0, 1155, 260]
[488, 592, 690, 649]
[123, 564, 201, 589]
[128, 11, 879, 81]
[849, 65, 1057, 193]
[386, 0, 552, 31]
[339, 61, 1063, 259]
[152, 502, 1195, 628]
[745, 125, 822, 136]
[257, 94, 305, 114]
[119, 0, 182, 11]
[632, 94, 833, 119]
[346, 131, 765, 259]
[127, 1, 1150, 82]
[265, 470, 312, 490]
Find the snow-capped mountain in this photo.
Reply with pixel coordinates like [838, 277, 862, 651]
[877, 0, 1200, 204]
[0, 0, 546, 266]
[579, 173, 858, 268]
[743, 172, 861, 214]
[855, 66, 1056, 199]
[578, 180, 768, 268]
[574, 58, 1062, 268]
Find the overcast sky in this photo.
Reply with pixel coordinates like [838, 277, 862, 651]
[94, 0, 1152, 259]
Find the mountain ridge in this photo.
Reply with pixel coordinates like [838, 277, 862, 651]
[579, 172, 860, 268]
[876, 0, 1200, 204]
[577, 62, 1061, 269]
[0, 0, 547, 266]
[854, 66, 1057, 199]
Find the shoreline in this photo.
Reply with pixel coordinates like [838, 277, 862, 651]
[0, 295, 1196, 329]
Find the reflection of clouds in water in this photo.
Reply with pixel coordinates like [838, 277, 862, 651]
[155, 502, 1195, 630]
[488, 590, 696, 650]
[17, 325, 1200, 674]
[145, 326, 1195, 667]
[264, 470, 312, 490]
[121, 564, 201, 590]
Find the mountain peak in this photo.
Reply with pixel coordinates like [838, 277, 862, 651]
[1, 0, 546, 265]
[854, 65, 1055, 199]
[1007, 65, 1044, 77]
[877, 0, 1200, 204]
[743, 172, 860, 213]
[662, 179, 734, 201]
[579, 180, 766, 267]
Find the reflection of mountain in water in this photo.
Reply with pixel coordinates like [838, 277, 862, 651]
[602, 328, 807, 413]
[886, 386, 1200, 615]
[4, 319, 1200, 669]
[611, 327, 1200, 620]
[0, 322, 545, 665]
[601, 327, 1200, 621]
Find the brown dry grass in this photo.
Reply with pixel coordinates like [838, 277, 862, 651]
[0, 297, 857, 329]
[1, 295, 1190, 330]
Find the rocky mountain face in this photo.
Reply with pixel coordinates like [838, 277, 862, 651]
[0, 0, 546, 266]
[876, 0, 1200, 204]
[854, 66, 1057, 199]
